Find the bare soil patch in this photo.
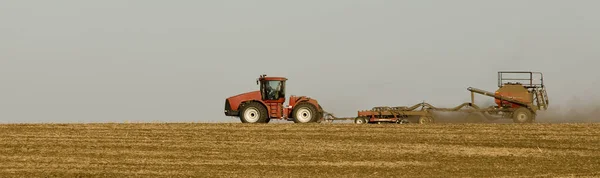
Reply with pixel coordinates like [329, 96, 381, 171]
[0, 123, 598, 177]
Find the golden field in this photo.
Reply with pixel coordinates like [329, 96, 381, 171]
[0, 122, 599, 177]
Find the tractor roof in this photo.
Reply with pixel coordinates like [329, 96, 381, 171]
[259, 76, 287, 81]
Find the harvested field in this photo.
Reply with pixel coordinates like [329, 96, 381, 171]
[0, 123, 599, 177]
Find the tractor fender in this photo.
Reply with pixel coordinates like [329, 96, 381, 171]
[225, 91, 265, 114]
[289, 95, 321, 111]
[238, 100, 269, 114]
[288, 95, 323, 118]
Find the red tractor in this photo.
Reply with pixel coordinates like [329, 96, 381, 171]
[224, 74, 324, 123]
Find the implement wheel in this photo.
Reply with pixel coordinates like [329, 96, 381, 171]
[512, 108, 534, 123]
[354, 117, 368, 124]
[396, 119, 409, 124]
[418, 116, 434, 124]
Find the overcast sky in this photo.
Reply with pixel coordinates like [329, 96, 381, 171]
[1, 1, 599, 123]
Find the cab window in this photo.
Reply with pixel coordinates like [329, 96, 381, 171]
[262, 80, 284, 100]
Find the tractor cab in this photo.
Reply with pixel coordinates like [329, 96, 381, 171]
[257, 74, 287, 103]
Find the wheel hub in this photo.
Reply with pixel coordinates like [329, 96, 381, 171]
[517, 113, 528, 122]
[244, 107, 260, 122]
[419, 117, 433, 124]
[296, 108, 312, 122]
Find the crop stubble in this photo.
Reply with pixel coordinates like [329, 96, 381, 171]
[0, 123, 599, 177]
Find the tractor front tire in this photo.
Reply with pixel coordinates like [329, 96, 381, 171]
[512, 108, 534, 123]
[239, 102, 269, 123]
[292, 103, 320, 123]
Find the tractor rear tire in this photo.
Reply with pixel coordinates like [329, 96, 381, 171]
[512, 108, 533, 123]
[239, 102, 269, 123]
[292, 103, 320, 123]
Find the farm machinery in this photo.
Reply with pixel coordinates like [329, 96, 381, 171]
[224, 74, 324, 123]
[224, 71, 549, 124]
[323, 71, 549, 124]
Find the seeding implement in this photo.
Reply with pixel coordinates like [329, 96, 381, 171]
[323, 71, 549, 124]
[224, 71, 549, 124]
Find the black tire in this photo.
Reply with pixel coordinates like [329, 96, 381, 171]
[512, 107, 533, 123]
[354, 117, 368, 124]
[292, 102, 320, 123]
[239, 102, 269, 123]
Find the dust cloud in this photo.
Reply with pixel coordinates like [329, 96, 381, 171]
[430, 99, 600, 124]
[535, 99, 600, 123]
[411, 91, 600, 124]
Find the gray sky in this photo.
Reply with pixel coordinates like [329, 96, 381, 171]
[1, 1, 599, 123]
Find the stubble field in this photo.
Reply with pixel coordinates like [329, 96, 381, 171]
[0, 122, 599, 177]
